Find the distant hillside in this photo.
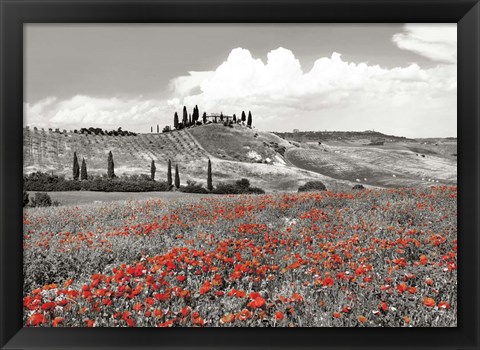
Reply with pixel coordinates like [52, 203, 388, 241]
[23, 124, 457, 191]
[23, 126, 338, 192]
[23, 127, 209, 176]
[273, 130, 410, 144]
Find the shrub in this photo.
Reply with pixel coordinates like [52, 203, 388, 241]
[30, 192, 54, 207]
[212, 179, 265, 195]
[212, 183, 242, 195]
[23, 190, 29, 207]
[246, 187, 265, 194]
[235, 178, 250, 190]
[352, 184, 365, 190]
[180, 180, 208, 194]
[23, 172, 170, 192]
[298, 181, 327, 192]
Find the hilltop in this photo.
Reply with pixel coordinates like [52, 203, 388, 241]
[23, 124, 457, 192]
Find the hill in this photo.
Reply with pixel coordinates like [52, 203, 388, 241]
[23, 126, 338, 192]
[23, 125, 457, 192]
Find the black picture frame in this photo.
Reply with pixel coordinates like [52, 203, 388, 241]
[1, 0, 479, 349]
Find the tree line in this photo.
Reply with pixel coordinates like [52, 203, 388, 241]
[71, 151, 214, 191]
[66, 151, 263, 194]
[151, 106, 253, 133]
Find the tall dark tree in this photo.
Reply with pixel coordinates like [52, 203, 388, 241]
[189, 114, 192, 126]
[233, 114, 236, 123]
[241, 111, 246, 123]
[81, 158, 87, 180]
[167, 159, 172, 186]
[107, 151, 115, 179]
[194, 105, 199, 122]
[151, 160, 156, 181]
[151, 126, 153, 133]
[174, 164, 180, 189]
[72, 152, 80, 180]
[182, 106, 188, 127]
[157, 124, 159, 133]
[247, 111, 252, 127]
[202, 112, 207, 124]
[174, 112, 179, 129]
[220, 112, 224, 122]
[207, 159, 213, 191]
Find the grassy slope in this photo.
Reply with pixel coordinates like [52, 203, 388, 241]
[285, 140, 457, 187]
[23, 126, 457, 193]
[23, 128, 209, 177]
[23, 127, 340, 192]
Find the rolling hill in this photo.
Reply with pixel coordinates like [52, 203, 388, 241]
[23, 124, 457, 192]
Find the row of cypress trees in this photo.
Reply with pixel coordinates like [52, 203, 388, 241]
[173, 107, 253, 130]
[72, 152, 89, 180]
[72, 151, 115, 180]
[156, 158, 213, 190]
[73, 151, 214, 190]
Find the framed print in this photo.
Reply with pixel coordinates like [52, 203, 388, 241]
[1, 0, 479, 349]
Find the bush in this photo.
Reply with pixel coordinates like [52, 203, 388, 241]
[352, 184, 365, 190]
[298, 181, 327, 192]
[23, 190, 29, 207]
[235, 178, 250, 190]
[212, 179, 265, 195]
[30, 192, 54, 207]
[212, 183, 242, 195]
[180, 180, 208, 194]
[24, 171, 171, 192]
[246, 187, 265, 194]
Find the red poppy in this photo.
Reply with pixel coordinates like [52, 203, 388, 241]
[28, 313, 46, 326]
[423, 297, 436, 307]
[52, 317, 64, 327]
[438, 301, 451, 309]
[378, 302, 388, 312]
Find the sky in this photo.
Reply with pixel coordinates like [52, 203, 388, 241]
[24, 24, 457, 138]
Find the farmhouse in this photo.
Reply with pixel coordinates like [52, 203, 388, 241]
[205, 113, 235, 123]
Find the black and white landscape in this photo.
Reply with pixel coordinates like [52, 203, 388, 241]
[23, 24, 457, 328]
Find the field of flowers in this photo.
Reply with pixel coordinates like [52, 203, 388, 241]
[23, 186, 457, 327]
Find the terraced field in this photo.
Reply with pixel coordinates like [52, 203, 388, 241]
[23, 125, 457, 192]
[23, 127, 209, 177]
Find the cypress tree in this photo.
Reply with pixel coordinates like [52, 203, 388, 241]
[167, 159, 172, 186]
[247, 111, 252, 127]
[241, 111, 246, 123]
[157, 124, 159, 133]
[81, 158, 87, 180]
[174, 164, 180, 189]
[183, 106, 188, 127]
[189, 113, 192, 126]
[107, 151, 115, 179]
[151, 126, 153, 133]
[233, 114, 236, 123]
[73, 152, 80, 180]
[174, 112, 179, 129]
[207, 159, 213, 191]
[202, 112, 207, 124]
[194, 105, 199, 122]
[151, 160, 156, 181]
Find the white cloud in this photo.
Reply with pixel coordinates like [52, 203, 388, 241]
[25, 95, 175, 132]
[25, 25, 457, 137]
[166, 39, 456, 136]
[392, 24, 457, 63]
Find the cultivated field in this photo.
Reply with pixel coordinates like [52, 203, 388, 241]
[23, 186, 457, 327]
[23, 125, 457, 192]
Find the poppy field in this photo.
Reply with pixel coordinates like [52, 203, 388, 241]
[23, 186, 457, 327]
